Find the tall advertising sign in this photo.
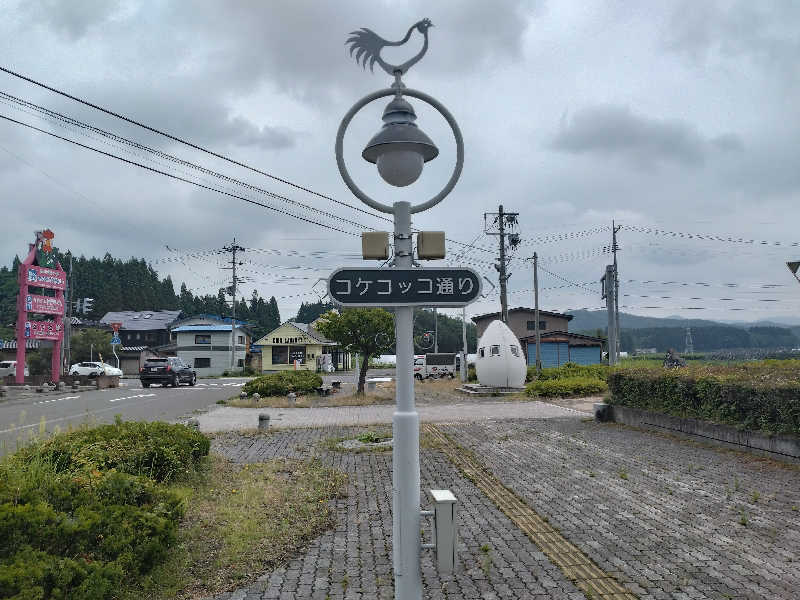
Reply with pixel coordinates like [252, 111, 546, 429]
[15, 230, 66, 383]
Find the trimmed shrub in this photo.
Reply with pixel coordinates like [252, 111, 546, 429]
[608, 363, 800, 435]
[17, 421, 210, 483]
[526, 376, 608, 397]
[526, 362, 610, 383]
[243, 371, 323, 397]
[0, 421, 208, 599]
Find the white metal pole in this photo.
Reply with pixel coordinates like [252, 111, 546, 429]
[392, 200, 421, 600]
[433, 308, 438, 353]
[533, 252, 542, 372]
[461, 306, 468, 382]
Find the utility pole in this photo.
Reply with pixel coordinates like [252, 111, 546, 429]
[461, 306, 468, 382]
[612, 220, 621, 359]
[602, 264, 617, 365]
[532, 252, 542, 372]
[222, 238, 245, 371]
[484, 205, 520, 323]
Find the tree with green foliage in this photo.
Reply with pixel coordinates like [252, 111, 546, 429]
[70, 328, 113, 365]
[412, 308, 477, 352]
[295, 300, 335, 324]
[315, 308, 395, 394]
[27, 347, 53, 377]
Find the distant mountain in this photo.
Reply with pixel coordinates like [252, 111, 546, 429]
[568, 310, 724, 332]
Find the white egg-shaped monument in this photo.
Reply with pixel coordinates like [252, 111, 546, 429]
[475, 319, 527, 388]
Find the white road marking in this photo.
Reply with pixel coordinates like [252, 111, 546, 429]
[34, 395, 81, 405]
[109, 393, 156, 403]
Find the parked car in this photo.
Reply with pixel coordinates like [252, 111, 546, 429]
[100, 362, 123, 377]
[69, 361, 105, 377]
[0, 360, 28, 378]
[139, 356, 196, 388]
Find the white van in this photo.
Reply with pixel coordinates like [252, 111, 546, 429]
[0, 361, 29, 378]
[413, 353, 456, 380]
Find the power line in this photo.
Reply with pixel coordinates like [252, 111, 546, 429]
[0, 64, 392, 225]
[621, 224, 800, 247]
[0, 112, 360, 236]
[0, 90, 372, 232]
[536, 263, 598, 295]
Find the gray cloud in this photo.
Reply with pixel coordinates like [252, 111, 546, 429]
[665, 1, 800, 81]
[550, 105, 742, 169]
[21, 0, 123, 41]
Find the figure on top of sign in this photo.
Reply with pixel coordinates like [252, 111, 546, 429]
[35, 229, 57, 269]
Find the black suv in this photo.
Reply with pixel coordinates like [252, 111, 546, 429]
[139, 357, 196, 388]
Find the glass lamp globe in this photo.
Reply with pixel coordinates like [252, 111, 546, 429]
[362, 96, 439, 188]
[376, 150, 424, 187]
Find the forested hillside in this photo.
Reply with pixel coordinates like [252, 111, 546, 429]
[0, 250, 281, 342]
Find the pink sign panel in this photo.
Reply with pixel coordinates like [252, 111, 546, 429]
[25, 320, 63, 341]
[25, 266, 66, 290]
[26, 294, 64, 315]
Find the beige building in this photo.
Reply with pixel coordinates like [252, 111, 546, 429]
[253, 321, 351, 372]
[472, 307, 572, 340]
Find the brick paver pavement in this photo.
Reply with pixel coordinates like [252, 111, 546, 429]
[441, 419, 800, 600]
[209, 426, 584, 600]
[201, 400, 799, 599]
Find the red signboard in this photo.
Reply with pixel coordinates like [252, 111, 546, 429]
[111, 322, 122, 333]
[24, 265, 67, 290]
[25, 294, 64, 315]
[26, 320, 63, 341]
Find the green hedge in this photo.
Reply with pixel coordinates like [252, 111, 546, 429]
[16, 421, 210, 483]
[0, 421, 209, 599]
[608, 363, 800, 435]
[526, 376, 608, 397]
[526, 362, 610, 383]
[243, 371, 323, 397]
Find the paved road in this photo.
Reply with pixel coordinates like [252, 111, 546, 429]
[0, 377, 248, 453]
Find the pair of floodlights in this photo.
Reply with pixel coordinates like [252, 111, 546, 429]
[359, 94, 446, 261]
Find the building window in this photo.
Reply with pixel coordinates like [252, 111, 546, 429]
[237, 335, 244, 344]
[526, 320, 547, 331]
[194, 357, 211, 368]
[510, 345, 520, 357]
[195, 334, 211, 344]
[479, 347, 485, 358]
[237, 359, 244, 367]
[136, 332, 141, 340]
[272, 345, 289, 364]
[490, 345, 500, 356]
[289, 346, 306, 364]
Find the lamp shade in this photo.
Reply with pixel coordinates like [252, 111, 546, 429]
[363, 96, 439, 187]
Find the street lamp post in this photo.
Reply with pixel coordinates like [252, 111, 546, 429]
[334, 20, 465, 600]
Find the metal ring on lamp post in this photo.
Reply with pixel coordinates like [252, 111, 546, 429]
[335, 87, 464, 215]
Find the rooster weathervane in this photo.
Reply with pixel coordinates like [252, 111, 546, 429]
[346, 18, 433, 78]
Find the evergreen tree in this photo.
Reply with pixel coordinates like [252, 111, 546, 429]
[295, 300, 335, 323]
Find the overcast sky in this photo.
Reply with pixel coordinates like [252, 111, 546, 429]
[2, 1, 799, 325]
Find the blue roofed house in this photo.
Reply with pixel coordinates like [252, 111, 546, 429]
[171, 314, 251, 376]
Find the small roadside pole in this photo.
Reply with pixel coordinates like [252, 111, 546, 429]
[333, 20, 474, 599]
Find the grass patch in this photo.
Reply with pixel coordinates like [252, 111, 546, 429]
[121, 455, 346, 599]
[321, 430, 393, 453]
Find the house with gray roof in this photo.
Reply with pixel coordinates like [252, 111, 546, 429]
[99, 310, 182, 348]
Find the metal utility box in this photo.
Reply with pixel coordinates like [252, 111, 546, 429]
[362, 231, 390, 260]
[429, 489, 458, 573]
[417, 231, 446, 260]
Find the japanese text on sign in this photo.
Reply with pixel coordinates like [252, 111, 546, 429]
[328, 268, 481, 307]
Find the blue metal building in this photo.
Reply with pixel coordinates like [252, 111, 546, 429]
[520, 332, 604, 367]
